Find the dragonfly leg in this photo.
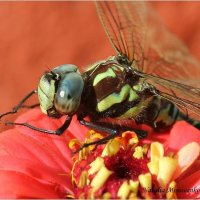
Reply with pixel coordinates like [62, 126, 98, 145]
[75, 119, 147, 153]
[80, 120, 147, 139]
[72, 131, 119, 154]
[5, 116, 72, 135]
[79, 119, 119, 135]
[0, 89, 38, 119]
[19, 103, 40, 109]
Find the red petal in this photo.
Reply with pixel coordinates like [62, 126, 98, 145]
[168, 121, 200, 152]
[14, 109, 89, 167]
[177, 170, 200, 199]
[0, 108, 90, 197]
[0, 156, 72, 191]
[0, 129, 74, 196]
[0, 171, 67, 198]
[0, 129, 72, 171]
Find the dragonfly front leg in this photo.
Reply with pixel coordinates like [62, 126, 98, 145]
[0, 89, 38, 119]
[5, 115, 72, 135]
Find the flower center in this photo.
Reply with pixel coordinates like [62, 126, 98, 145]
[104, 148, 149, 180]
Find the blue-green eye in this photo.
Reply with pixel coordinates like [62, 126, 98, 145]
[38, 64, 84, 117]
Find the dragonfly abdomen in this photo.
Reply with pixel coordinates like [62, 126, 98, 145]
[143, 97, 180, 131]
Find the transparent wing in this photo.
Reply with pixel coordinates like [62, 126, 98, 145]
[96, 1, 200, 120]
[136, 71, 200, 120]
[96, 1, 200, 82]
[96, 1, 146, 70]
[143, 5, 200, 84]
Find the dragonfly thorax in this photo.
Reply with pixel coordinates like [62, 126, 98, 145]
[38, 64, 84, 118]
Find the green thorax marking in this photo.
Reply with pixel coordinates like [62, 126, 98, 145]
[96, 84, 138, 112]
[86, 58, 149, 118]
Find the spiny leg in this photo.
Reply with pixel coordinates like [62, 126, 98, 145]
[73, 119, 148, 153]
[0, 89, 38, 119]
[80, 120, 147, 138]
[5, 116, 72, 135]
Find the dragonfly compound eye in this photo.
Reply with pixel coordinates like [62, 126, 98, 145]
[38, 64, 84, 117]
[54, 72, 84, 115]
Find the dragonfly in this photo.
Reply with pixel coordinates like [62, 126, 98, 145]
[1, 2, 200, 152]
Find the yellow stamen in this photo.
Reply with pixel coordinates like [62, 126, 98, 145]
[101, 139, 120, 157]
[147, 160, 159, 176]
[142, 144, 149, 155]
[78, 171, 88, 188]
[138, 173, 152, 190]
[66, 194, 75, 199]
[71, 160, 79, 186]
[150, 142, 164, 162]
[166, 181, 177, 199]
[133, 146, 144, 159]
[86, 131, 104, 152]
[122, 131, 139, 146]
[78, 192, 85, 199]
[117, 181, 130, 199]
[86, 130, 96, 138]
[68, 138, 81, 149]
[91, 166, 113, 193]
[102, 192, 112, 199]
[89, 157, 105, 175]
[157, 157, 178, 188]
[129, 180, 139, 194]
[117, 180, 139, 199]
[129, 192, 137, 199]
[167, 152, 174, 158]
[129, 137, 139, 146]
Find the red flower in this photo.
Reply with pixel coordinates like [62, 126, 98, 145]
[0, 108, 88, 198]
[0, 108, 199, 198]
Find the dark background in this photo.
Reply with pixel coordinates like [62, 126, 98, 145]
[0, 2, 200, 132]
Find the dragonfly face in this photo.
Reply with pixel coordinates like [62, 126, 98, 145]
[38, 64, 84, 118]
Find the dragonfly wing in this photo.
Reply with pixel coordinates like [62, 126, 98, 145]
[96, 1, 200, 120]
[142, 4, 200, 84]
[137, 71, 200, 120]
[96, 1, 146, 70]
[96, 2, 200, 83]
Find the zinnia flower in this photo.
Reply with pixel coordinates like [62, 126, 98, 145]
[0, 108, 199, 199]
[70, 131, 200, 199]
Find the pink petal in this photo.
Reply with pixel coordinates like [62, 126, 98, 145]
[173, 142, 200, 180]
[168, 121, 200, 152]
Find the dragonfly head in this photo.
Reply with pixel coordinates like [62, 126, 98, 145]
[38, 64, 84, 118]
